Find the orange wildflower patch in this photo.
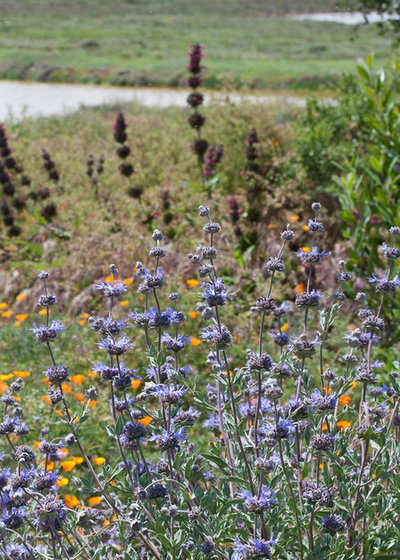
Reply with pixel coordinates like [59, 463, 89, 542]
[289, 215, 299, 222]
[281, 323, 288, 332]
[120, 300, 129, 307]
[71, 374, 84, 386]
[71, 457, 84, 465]
[15, 314, 28, 322]
[132, 379, 141, 390]
[138, 416, 152, 426]
[61, 461, 76, 473]
[295, 283, 305, 294]
[56, 476, 69, 488]
[337, 420, 351, 431]
[42, 395, 51, 405]
[123, 278, 133, 286]
[13, 371, 30, 379]
[0, 303, 6, 309]
[94, 457, 105, 466]
[65, 494, 80, 508]
[38, 309, 48, 316]
[88, 496, 101, 506]
[1, 311, 12, 318]
[0, 374, 13, 382]
[339, 395, 351, 406]
[188, 311, 200, 319]
[190, 337, 201, 346]
[88, 371, 97, 378]
[61, 382, 71, 393]
[322, 423, 328, 431]
[186, 279, 199, 288]
[16, 294, 26, 301]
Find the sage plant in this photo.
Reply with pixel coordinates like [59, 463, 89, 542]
[0, 204, 399, 559]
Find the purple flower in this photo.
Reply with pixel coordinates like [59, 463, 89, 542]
[368, 273, 400, 293]
[296, 247, 330, 264]
[262, 418, 295, 440]
[137, 267, 164, 293]
[31, 320, 65, 343]
[201, 324, 233, 349]
[233, 537, 276, 559]
[150, 384, 186, 404]
[238, 485, 277, 513]
[98, 334, 132, 355]
[200, 277, 232, 307]
[311, 388, 338, 411]
[131, 307, 176, 328]
[150, 427, 186, 449]
[96, 279, 127, 298]
[203, 414, 220, 431]
[161, 333, 190, 353]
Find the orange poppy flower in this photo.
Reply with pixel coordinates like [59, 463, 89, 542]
[94, 457, 105, 466]
[132, 379, 141, 390]
[56, 477, 69, 487]
[61, 461, 76, 473]
[65, 494, 79, 508]
[138, 416, 152, 426]
[15, 314, 28, 322]
[13, 371, 30, 379]
[88, 496, 101, 506]
[186, 279, 199, 288]
[296, 283, 305, 294]
[339, 395, 351, 406]
[190, 337, 201, 346]
[337, 420, 351, 431]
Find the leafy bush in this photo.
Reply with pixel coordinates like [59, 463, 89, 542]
[1, 202, 400, 559]
[297, 55, 400, 279]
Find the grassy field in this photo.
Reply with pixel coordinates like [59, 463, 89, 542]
[0, 0, 394, 90]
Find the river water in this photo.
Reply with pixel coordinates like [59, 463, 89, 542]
[0, 80, 307, 122]
[289, 11, 396, 25]
[2, 10, 387, 120]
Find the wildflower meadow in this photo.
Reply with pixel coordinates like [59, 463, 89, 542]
[0, 22, 400, 560]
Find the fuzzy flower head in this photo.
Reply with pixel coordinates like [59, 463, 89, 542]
[238, 486, 277, 514]
[150, 384, 186, 404]
[199, 278, 232, 307]
[296, 247, 330, 265]
[31, 320, 65, 343]
[368, 273, 400, 293]
[311, 389, 338, 411]
[233, 537, 276, 560]
[98, 335, 132, 356]
[150, 427, 186, 449]
[96, 279, 127, 298]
